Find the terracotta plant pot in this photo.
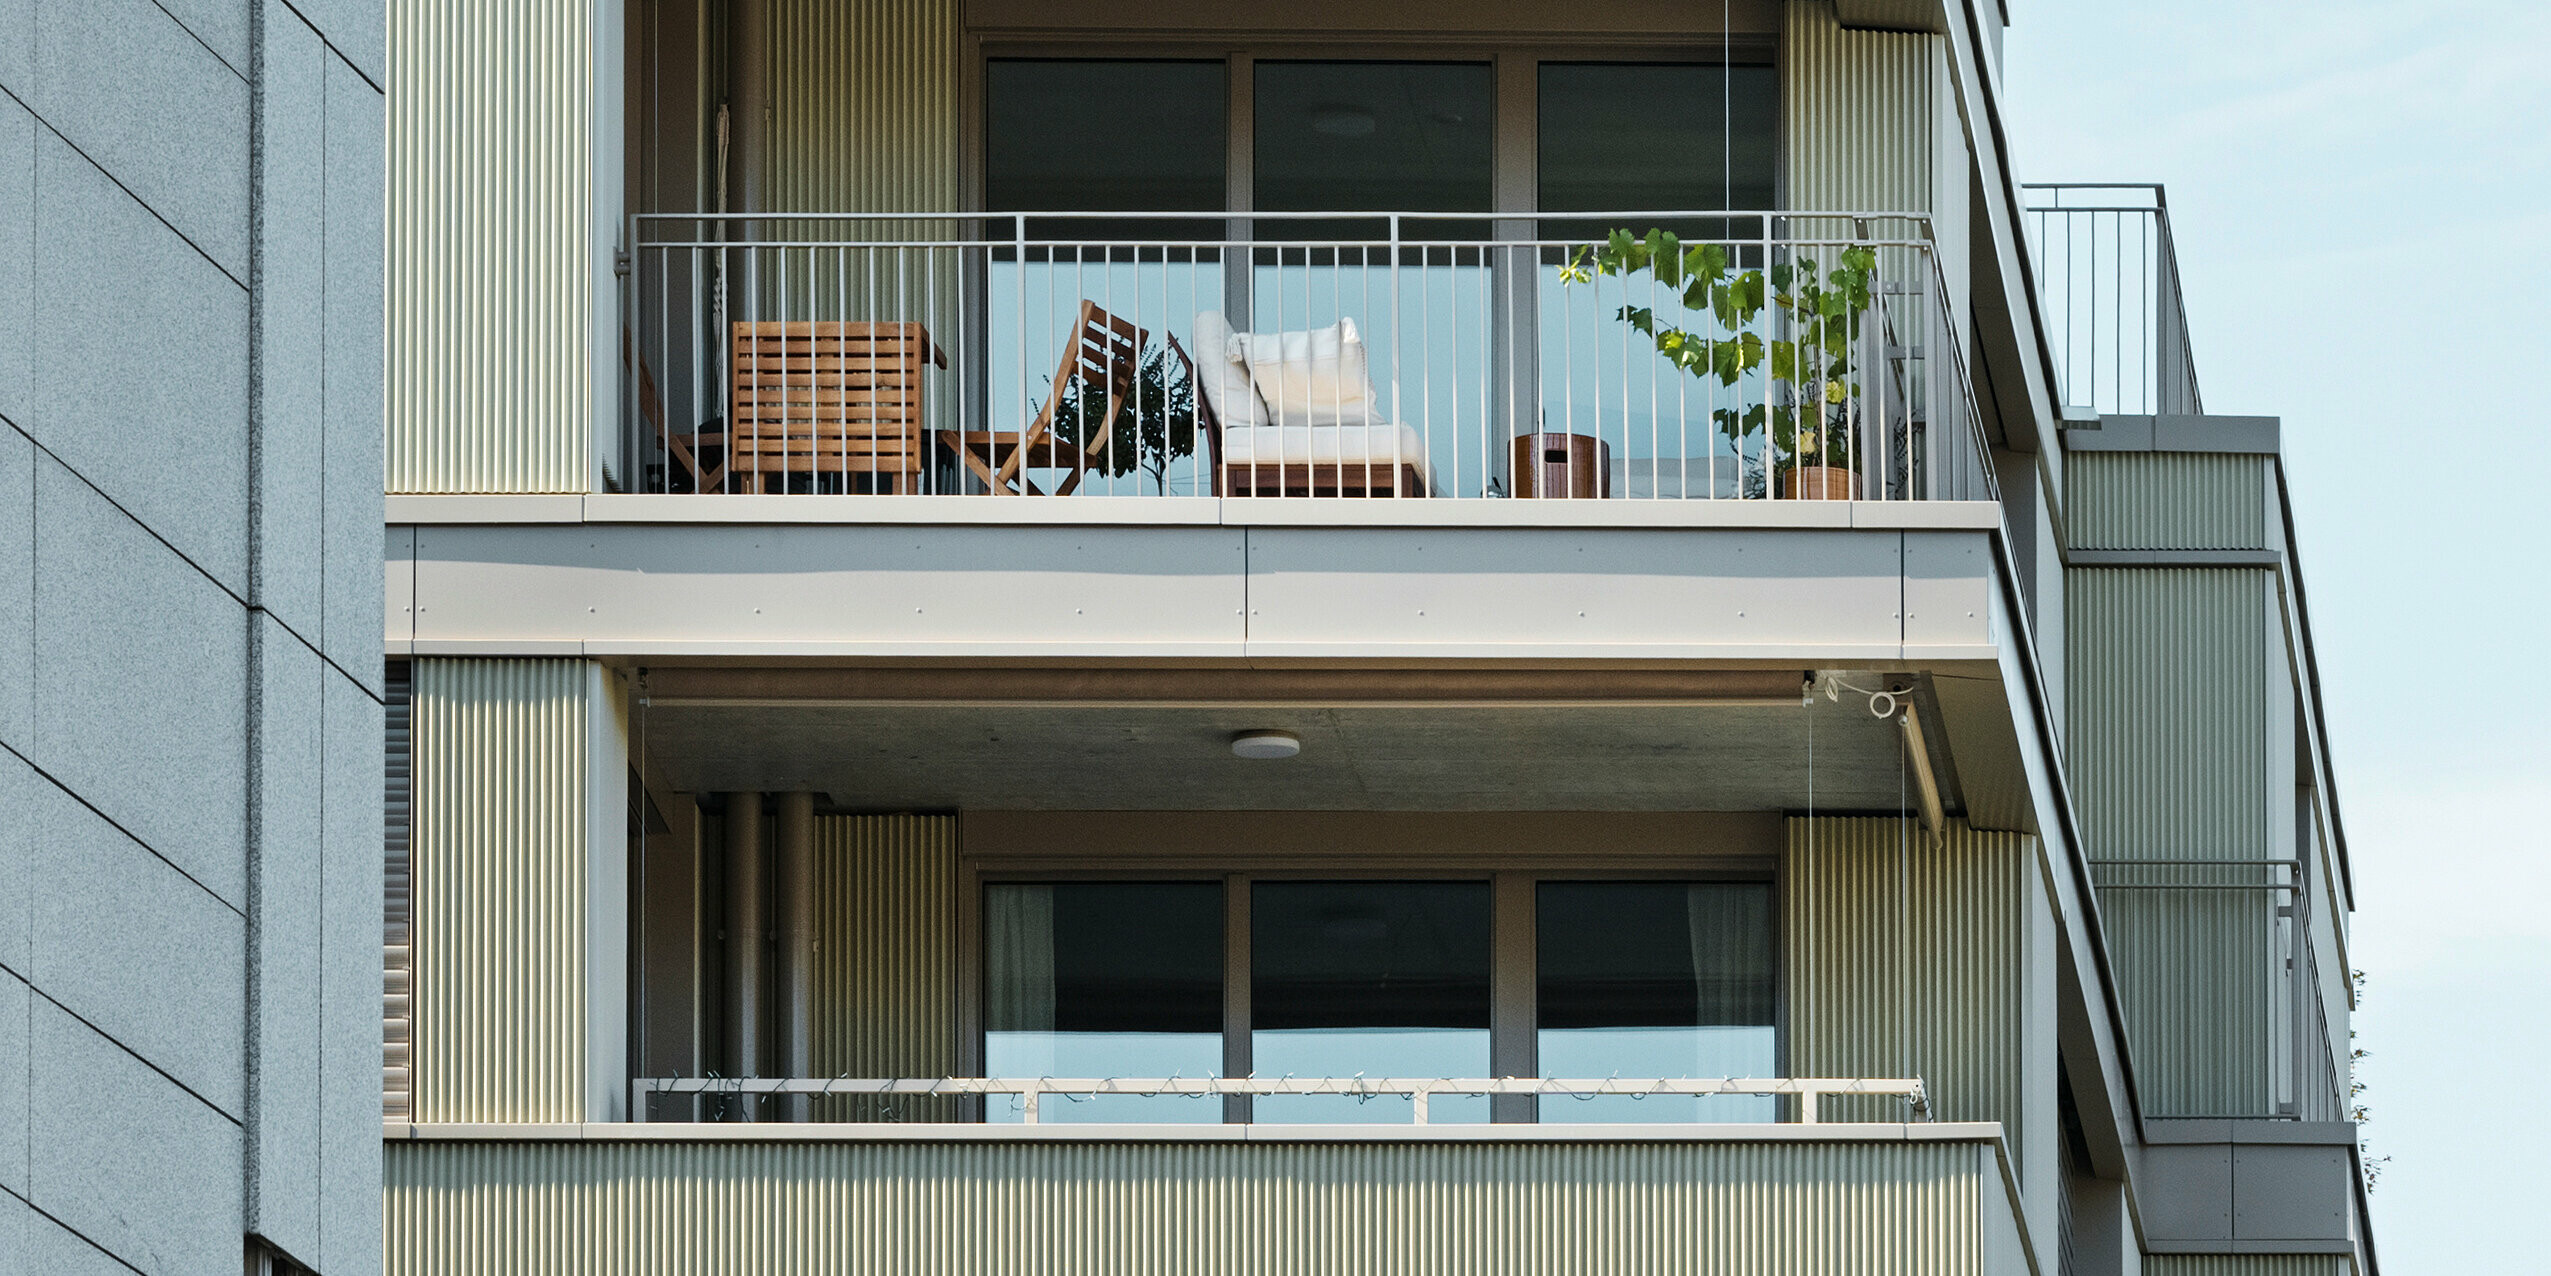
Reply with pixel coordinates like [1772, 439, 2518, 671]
[1781, 465, 1861, 500]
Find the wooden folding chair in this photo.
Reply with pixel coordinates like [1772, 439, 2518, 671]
[726, 321, 946, 494]
[938, 300, 1144, 495]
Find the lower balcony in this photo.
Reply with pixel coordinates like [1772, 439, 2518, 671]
[384, 1124, 2033, 1276]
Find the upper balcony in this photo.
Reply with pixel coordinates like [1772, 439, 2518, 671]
[616, 211, 1997, 509]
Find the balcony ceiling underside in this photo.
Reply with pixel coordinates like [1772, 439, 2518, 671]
[636, 694, 1936, 813]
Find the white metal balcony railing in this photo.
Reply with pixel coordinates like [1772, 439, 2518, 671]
[620, 211, 1996, 504]
[2022, 184, 2203, 417]
[629, 1076, 1932, 1126]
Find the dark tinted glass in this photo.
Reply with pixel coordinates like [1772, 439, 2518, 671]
[987, 60, 1226, 239]
[1537, 881, 1775, 1121]
[984, 882, 1223, 1122]
[1254, 61, 1493, 240]
[1252, 880, 1492, 1122]
[1538, 63, 1778, 240]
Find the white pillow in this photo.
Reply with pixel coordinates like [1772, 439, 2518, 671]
[1227, 318, 1383, 429]
[1190, 311, 1271, 429]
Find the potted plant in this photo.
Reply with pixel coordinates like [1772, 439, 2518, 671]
[1560, 230, 1878, 499]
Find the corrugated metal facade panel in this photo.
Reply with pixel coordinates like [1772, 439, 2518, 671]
[387, 1, 596, 493]
[1784, 817, 2033, 1153]
[2144, 1258, 2349, 1276]
[812, 814, 960, 1121]
[388, 1138, 2013, 1276]
[2064, 569, 2269, 863]
[2066, 567, 2278, 1117]
[385, 661, 414, 1119]
[410, 659, 593, 1122]
[2067, 454, 2269, 551]
[1785, 1, 1936, 212]
[764, 0, 963, 216]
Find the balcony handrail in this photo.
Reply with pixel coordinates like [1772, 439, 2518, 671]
[2019, 182, 2203, 416]
[621, 211, 1997, 503]
[631, 1075, 1930, 1126]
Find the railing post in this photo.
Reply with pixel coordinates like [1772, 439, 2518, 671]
[1411, 1084, 1430, 1126]
[1022, 1080, 1040, 1124]
[1800, 1085, 1821, 1125]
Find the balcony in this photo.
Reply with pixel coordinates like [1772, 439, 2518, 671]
[618, 212, 1996, 507]
[385, 1126, 2033, 1275]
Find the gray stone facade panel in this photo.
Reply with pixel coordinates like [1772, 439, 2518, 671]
[28, 0, 249, 274]
[31, 457, 249, 908]
[0, 96, 28, 437]
[0, 421, 28, 750]
[253, 3, 328, 645]
[320, 665, 383, 1276]
[31, 134, 251, 594]
[30, 777, 247, 1118]
[0, 969, 25, 1198]
[321, 50, 385, 694]
[28, 1000, 241, 1276]
[248, 615, 324, 1257]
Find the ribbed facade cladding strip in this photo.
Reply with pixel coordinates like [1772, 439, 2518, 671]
[2063, 568, 2270, 864]
[1782, 817, 2034, 1156]
[1784, 1, 1937, 213]
[764, 0, 963, 217]
[2142, 1259, 2350, 1276]
[386, 1138, 2018, 1276]
[387, 1, 596, 493]
[410, 658, 593, 1121]
[2098, 885, 2276, 1117]
[812, 814, 961, 1122]
[2066, 454, 2269, 551]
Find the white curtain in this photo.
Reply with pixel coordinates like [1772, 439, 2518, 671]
[984, 885, 1056, 1034]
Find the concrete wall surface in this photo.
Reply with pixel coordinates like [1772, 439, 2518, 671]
[0, 1, 384, 1272]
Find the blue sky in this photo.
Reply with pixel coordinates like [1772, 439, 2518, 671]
[2003, 1, 2551, 1266]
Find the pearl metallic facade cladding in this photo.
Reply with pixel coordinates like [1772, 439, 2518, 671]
[2065, 567, 2279, 1117]
[385, 1138, 2023, 1276]
[2067, 454, 2270, 552]
[763, 0, 963, 217]
[386, 1, 597, 493]
[1782, 818, 2038, 1154]
[1784, 2, 1936, 214]
[2143, 1259, 2350, 1276]
[810, 815, 962, 1122]
[409, 658, 593, 1122]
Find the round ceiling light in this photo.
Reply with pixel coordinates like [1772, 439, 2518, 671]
[1230, 730, 1302, 760]
[1311, 106, 1376, 137]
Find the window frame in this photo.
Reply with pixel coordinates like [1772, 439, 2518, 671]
[972, 42, 1784, 221]
[964, 862, 1783, 1123]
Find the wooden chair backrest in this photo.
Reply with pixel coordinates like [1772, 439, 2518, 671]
[729, 320, 939, 477]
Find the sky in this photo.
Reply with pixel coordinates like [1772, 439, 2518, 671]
[2002, 1, 2551, 1266]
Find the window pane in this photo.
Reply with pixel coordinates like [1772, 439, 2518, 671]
[1537, 882, 1775, 1122]
[987, 60, 1227, 239]
[1252, 881, 1492, 1123]
[984, 882, 1223, 1123]
[1537, 62, 1778, 239]
[1254, 61, 1493, 239]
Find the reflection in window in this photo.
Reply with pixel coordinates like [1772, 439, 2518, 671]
[984, 882, 1224, 1123]
[1537, 62, 1779, 240]
[1537, 882, 1776, 1122]
[1252, 881, 1493, 1123]
[1254, 61, 1494, 240]
[986, 59, 1227, 240]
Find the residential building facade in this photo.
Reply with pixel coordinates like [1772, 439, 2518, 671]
[378, 2, 2374, 1274]
[0, 2, 386, 1274]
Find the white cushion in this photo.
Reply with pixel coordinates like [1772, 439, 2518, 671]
[1189, 311, 1271, 428]
[1220, 422, 1433, 491]
[1226, 318, 1383, 429]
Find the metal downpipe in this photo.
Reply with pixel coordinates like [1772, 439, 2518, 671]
[722, 791, 765, 1120]
[774, 791, 817, 1121]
